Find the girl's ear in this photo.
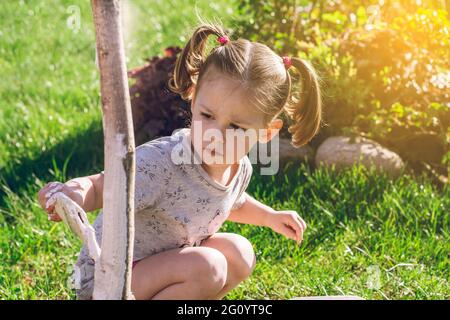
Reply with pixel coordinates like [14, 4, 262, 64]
[259, 119, 283, 143]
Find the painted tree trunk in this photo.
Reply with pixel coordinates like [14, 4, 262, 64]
[91, 0, 135, 300]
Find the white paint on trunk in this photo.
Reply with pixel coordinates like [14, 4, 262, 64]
[115, 133, 127, 157]
[94, 134, 130, 299]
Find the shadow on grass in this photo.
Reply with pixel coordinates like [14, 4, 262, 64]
[0, 120, 104, 209]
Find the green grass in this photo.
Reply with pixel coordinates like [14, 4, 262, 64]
[223, 163, 449, 299]
[1, 161, 448, 299]
[0, 0, 449, 299]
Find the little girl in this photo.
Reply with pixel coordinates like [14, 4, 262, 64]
[38, 21, 321, 300]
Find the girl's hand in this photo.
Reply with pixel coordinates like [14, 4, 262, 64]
[265, 210, 307, 245]
[37, 181, 83, 222]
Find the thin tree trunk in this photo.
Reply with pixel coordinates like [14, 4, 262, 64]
[91, 0, 135, 300]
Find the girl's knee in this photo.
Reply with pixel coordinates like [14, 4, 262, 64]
[189, 247, 228, 293]
[227, 234, 257, 280]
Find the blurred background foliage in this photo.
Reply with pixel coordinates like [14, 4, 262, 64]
[233, 0, 449, 179]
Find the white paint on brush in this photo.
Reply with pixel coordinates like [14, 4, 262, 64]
[45, 183, 64, 209]
[53, 192, 101, 262]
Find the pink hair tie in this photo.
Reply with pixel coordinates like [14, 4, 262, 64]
[282, 56, 292, 70]
[217, 35, 229, 46]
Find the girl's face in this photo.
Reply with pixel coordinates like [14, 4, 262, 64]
[190, 70, 277, 166]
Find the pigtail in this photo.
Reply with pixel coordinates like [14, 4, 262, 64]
[283, 58, 322, 148]
[168, 22, 229, 101]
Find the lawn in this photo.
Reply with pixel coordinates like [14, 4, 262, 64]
[0, 0, 448, 299]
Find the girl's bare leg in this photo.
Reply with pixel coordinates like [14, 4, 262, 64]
[131, 246, 228, 300]
[200, 232, 257, 300]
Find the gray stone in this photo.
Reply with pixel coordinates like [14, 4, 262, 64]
[315, 136, 404, 177]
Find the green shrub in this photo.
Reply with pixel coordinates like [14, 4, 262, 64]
[234, 1, 449, 177]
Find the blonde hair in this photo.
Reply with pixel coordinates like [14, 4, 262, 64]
[168, 20, 322, 148]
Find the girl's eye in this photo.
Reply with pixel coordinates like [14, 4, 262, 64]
[201, 113, 212, 119]
[230, 124, 244, 131]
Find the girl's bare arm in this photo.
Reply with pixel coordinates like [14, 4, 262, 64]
[66, 172, 104, 212]
[226, 193, 273, 227]
[37, 172, 104, 219]
[87, 172, 104, 211]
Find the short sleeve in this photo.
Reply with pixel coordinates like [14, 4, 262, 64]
[231, 157, 253, 211]
[231, 191, 248, 210]
[101, 142, 169, 212]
